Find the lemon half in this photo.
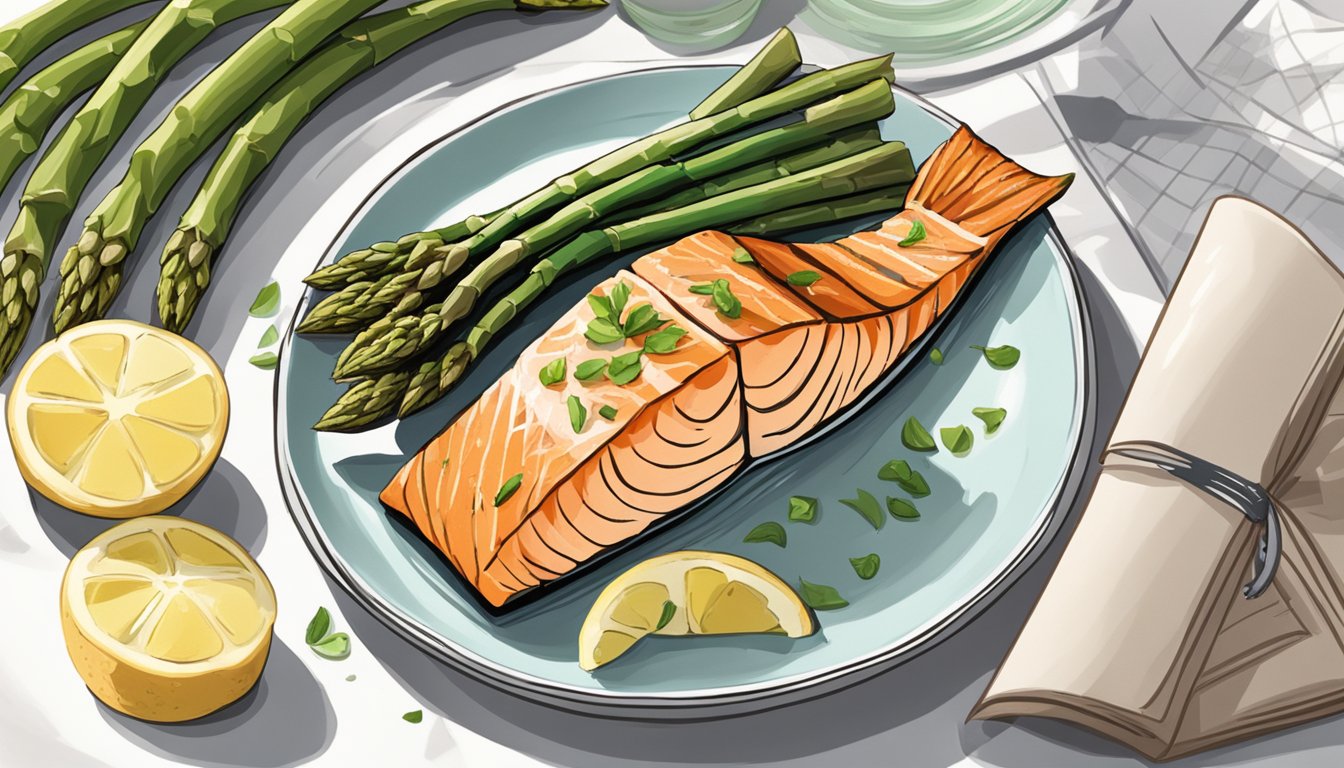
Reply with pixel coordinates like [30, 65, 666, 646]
[8, 319, 228, 518]
[578, 550, 814, 671]
[61, 516, 276, 722]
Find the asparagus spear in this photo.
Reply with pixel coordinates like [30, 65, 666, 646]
[0, 0, 292, 373]
[0, 0, 154, 95]
[314, 370, 413, 432]
[306, 77, 894, 340]
[299, 54, 894, 308]
[49, 0, 394, 336]
[689, 27, 800, 120]
[0, 20, 149, 195]
[156, 0, 607, 333]
[386, 143, 914, 421]
[303, 209, 503, 291]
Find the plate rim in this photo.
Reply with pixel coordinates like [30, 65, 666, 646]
[273, 63, 1097, 717]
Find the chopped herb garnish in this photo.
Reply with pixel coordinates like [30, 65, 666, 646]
[441, 458, 450, 469]
[610, 281, 631, 318]
[598, 404, 618, 420]
[799, 579, 848, 610]
[731, 247, 754, 264]
[310, 632, 350, 660]
[878, 460, 930, 497]
[973, 406, 1007, 434]
[621, 303, 665, 337]
[606, 350, 643, 386]
[787, 270, 822, 287]
[743, 521, 787, 547]
[688, 283, 715, 295]
[249, 281, 280, 316]
[587, 291, 616, 322]
[850, 553, 881, 580]
[249, 351, 278, 370]
[538, 358, 566, 386]
[305, 607, 331, 645]
[655, 600, 676, 630]
[711, 278, 742, 319]
[901, 417, 937, 452]
[495, 473, 523, 505]
[345, 674, 357, 682]
[402, 710, 423, 724]
[258, 324, 278, 348]
[574, 358, 608, 381]
[643, 324, 687, 355]
[584, 317, 624, 345]
[788, 495, 818, 523]
[840, 489, 884, 530]
[567, 395, 587, 434]
[887, 497, 920, 520]
[897, 218, 926, 247]
[929, 347, 943, 365]
[972, 344, 1020, 369]
[940, 425, 974, 455]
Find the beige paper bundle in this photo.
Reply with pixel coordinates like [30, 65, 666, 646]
[973, 196, 1344, 760]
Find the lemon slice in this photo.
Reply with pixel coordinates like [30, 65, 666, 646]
[60, 516, 276, 722]
[8, 319, 229, 518]
[578, 550, 814, 671]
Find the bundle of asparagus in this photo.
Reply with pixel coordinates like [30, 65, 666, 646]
[298, 31, 919, 431]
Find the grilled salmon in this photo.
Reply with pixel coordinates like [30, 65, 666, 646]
[381, 126, 1072, 607]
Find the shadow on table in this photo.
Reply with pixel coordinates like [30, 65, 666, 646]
[98, 640, 335, 768]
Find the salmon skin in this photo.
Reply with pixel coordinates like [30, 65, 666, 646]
[381, 126, 1073, 608]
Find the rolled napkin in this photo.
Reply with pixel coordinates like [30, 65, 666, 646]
[972, 196, 1344, 760]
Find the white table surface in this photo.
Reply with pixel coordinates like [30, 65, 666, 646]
[12, 2, 1330, 767]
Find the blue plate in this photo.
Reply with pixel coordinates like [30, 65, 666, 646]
[276, 66, 1094, 716]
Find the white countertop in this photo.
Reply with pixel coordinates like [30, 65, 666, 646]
[15, 1, 1324, 767]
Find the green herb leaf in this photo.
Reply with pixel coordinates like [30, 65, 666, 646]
[743, 521, 787, 547]
[305, 607, 331, 645]
[840, 489, 884, 530]
[258, 324, 279, 348]
[711, 278, 742, 319]
[901, 417, 937, 452]
[584, 317, 624, 345]
[877, 460, 930, 497]
[574, 358, 608, 381]
[799, 579, 848, 610]
[249, 281, 280, 316]
[310, 632, 350, 660]
[643, 324, 687, 355]
[598, 404, 618, 420]
[345, 674, 357, 682]
[929, 347, 943, 365]
[941, 425, 974, 455]
[402, 709, 423, 724]
[973, 406, 1007, 434]
[567, 395, 587, 434]
[606, 350, 643, 386]
[655, 600, 676, 630]
[731, 247, 754, 264]
[538, 358, 566, 387]
[972, 344, 1020, 368]
[897, 218, 926, 247]
[787, 270, 822, 287]
[887, 497, 920, 520]
[621, 303, 665, 337]
[495, 473, 523, 505]
[688, 283, 715, 295]
[610, 281, 631, 318]
[249, 351, 278, 370]
[850, 553, 881, 580]
[586, 292, 615, 322]
[788, 495, 818, 523]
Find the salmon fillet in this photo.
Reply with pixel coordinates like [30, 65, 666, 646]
[381, 126, 1072, 607]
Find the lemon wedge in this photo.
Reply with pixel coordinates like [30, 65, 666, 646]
[578, 550, 814, 671]
[61, 516, 276, 722]
[8, 319, 228, 518]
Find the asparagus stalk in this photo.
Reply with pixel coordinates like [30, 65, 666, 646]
[729, 186, 909, 236]
[156, 0, 607, 333]
[303, 209, 503, 291]
[49, 0, 393, 336]
[313, 370, 413, 432]
[299, 53, 894, 309]
[0, 0, 154, 95]
[0, 0, 292, 373]
[306, 77, 894, 341]
[689, 27, 800, 120]
[0, 21, 149, 195]
[388, 143, 914, 420]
